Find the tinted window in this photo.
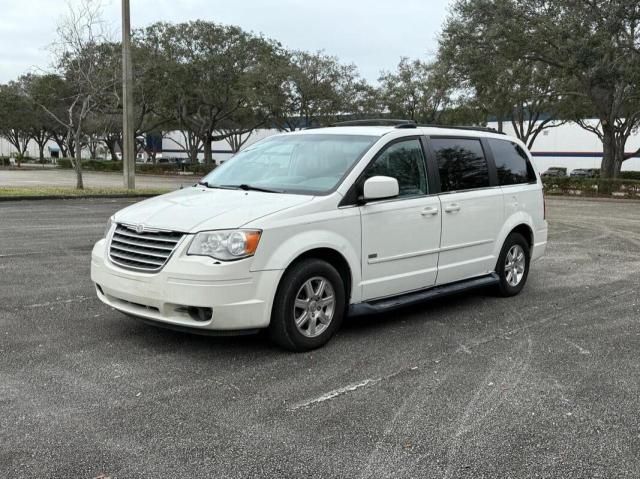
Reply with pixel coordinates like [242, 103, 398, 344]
[489, 139, 537, 185]
[431, 138, 490, 192]
[364, 139, 427, 197]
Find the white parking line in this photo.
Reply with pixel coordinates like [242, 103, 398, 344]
[24, 296, 94, 309]
[289, 378, 381, 411]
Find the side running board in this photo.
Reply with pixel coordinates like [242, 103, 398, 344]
[349, 273, 499, 316]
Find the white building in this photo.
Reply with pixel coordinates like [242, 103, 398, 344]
[2, 121, 639, 172]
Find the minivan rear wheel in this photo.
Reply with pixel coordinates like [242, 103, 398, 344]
[269, 259, 345, 352]
[495, 232, 530, 297]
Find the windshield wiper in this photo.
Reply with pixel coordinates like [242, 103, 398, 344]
[221, 184, 283, 193]
[197, 181, 237, 190]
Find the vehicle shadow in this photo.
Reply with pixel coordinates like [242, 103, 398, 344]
[104, 288, 495, 355]
[109, 315, 277, 356]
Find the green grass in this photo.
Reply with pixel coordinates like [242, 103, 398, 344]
[0, 187, 171, 198]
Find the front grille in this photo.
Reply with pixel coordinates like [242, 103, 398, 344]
[108, 224, 184, 272]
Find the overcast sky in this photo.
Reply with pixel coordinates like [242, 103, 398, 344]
[0, 0, 452, 84]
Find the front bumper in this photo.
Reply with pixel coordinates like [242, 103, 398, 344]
[90, 239, 281, 331]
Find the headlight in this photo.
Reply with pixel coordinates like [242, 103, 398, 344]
[104, 217, 114, 238]
[188, 229, 262, 261]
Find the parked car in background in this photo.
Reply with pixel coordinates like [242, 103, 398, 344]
[542, 167, 567, 178]
[92, 120, 547, 351]
[155, 157, 180, 167]
[570, 168, 599, 178]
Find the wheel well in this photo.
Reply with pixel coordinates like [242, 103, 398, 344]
[510, 224, 534, 249]
[285, 248, 352, 302]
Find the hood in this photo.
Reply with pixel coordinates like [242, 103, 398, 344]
[114, 186, 314, 232]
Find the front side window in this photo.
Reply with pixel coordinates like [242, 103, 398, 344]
[363, 139, 427, 197]
[489, 139, 537, 185]
[201, 134, 378, 195]
[431, 138, 490, 192]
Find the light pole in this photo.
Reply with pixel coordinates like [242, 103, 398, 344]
[122, 0, 135, 189]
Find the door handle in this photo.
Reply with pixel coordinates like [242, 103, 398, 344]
[444, 203, 461, 213]
[421, 206, 439, 216]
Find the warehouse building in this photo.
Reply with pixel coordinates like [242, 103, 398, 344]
[2, 121, 639, 172]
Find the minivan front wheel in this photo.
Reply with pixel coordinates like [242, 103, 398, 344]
[495, 233, 530, 297]
[269, 259, 345, 351]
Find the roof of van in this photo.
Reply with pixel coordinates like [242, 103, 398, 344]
[286, 125, 513, 140]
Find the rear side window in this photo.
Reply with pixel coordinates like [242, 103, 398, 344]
[489, 139, 537, 185]
[431, 138, 490, 192]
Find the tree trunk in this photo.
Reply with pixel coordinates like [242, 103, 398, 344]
[189, 143, 199, 164]
[54, 138, 68, 158]
[599, 127, 617, 194]
[105, 139, 118, 161]
[203, 131, 213, 165]
[38, 144, 45, 163]
[614, 148, 625, 177]
[74, 130, 84, 190]
[68, 138, 76, 159]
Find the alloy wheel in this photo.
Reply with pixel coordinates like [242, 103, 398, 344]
[293, 276, 336, 338]
[505, 244, 526, 287]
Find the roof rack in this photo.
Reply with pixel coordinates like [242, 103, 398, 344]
[330, 119, 505, 134]
[419, 124, 505, 135]
[330, 119, 417, 128]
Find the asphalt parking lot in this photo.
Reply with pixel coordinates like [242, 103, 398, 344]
[1, 196, 639, 478]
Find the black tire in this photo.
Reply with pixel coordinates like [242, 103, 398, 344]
[268, 258, 346, 352]
[495, 232, 531, 297]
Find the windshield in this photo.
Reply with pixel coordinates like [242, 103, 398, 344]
[200, 134, 378, 195]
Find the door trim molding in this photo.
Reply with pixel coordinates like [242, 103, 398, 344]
[368, 238, 493, 265]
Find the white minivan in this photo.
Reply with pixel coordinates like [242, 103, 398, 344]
[91, 121, 547, 351]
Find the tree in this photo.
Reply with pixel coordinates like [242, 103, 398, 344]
[439, 0, 565, 146]
[0, 82, 33, 163]
[344, 81, 384, 120]
[40, 0, 118, 189]
[272, 51, 362, 131]
[17, 74, 61, 162]
[137, 21, 282, 164]
[519, 0, 640, 178]
[27, 74, 74, 158]
[130, 41, 173, 154]
[95, 37, 172, 163]
[218, 106, 267, 153]
[442, 0, 640, 178]
[378, 58, 452, 124]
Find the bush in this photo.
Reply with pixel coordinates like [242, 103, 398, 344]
[136, 163, 215, 175]
[58, 158, 122, 171]
[137, 163, 178, 174]
[543, 177, 640, 198]
[620, 171, 640, 181]
[56, 158, 214, 176]
[56, 158, 74, 169]
[189, 164, 216, 175]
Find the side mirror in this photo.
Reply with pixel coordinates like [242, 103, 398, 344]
[362, 176, 399, 202]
